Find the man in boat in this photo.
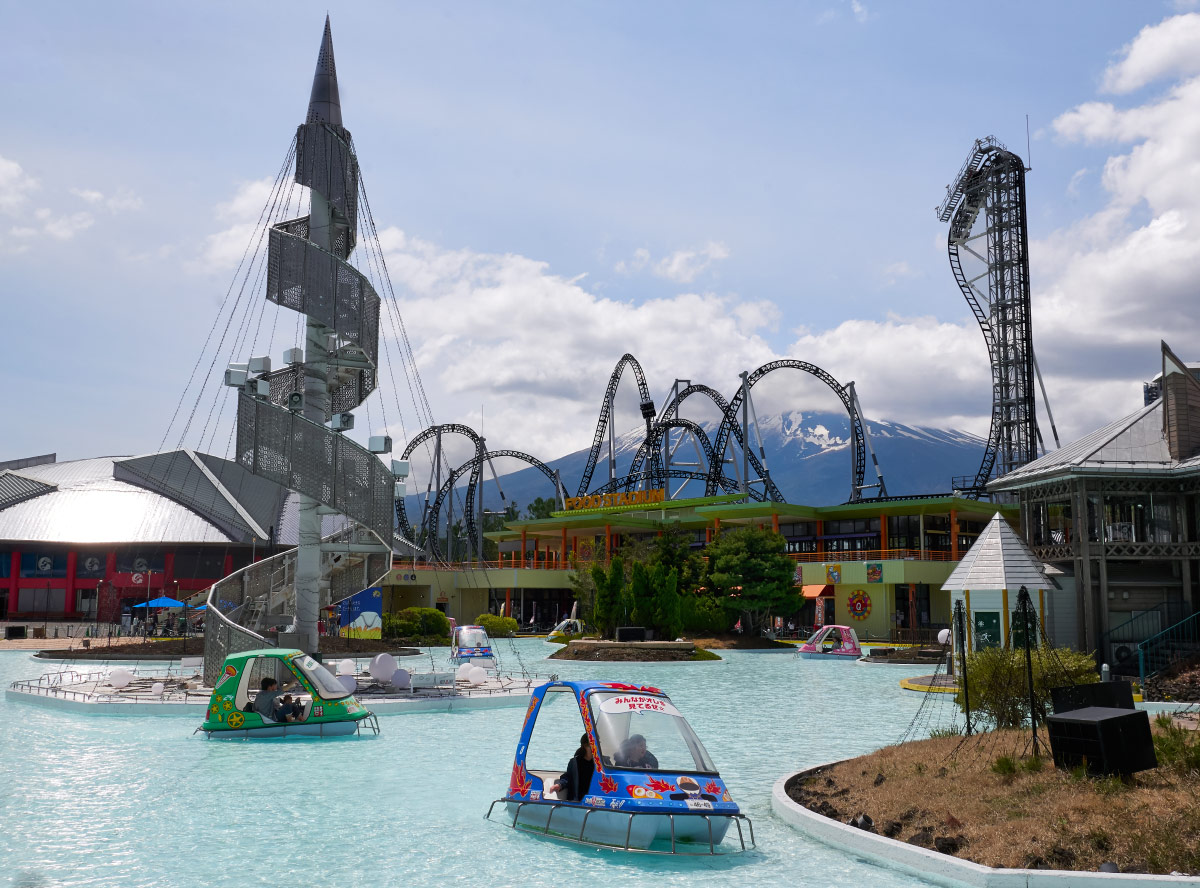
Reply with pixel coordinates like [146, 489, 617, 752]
[253, 677, 299, 722]
[615, 734, 658, 769]
[548, 733, 595, 802]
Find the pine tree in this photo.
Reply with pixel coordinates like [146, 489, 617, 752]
[706, 526, 798, 634]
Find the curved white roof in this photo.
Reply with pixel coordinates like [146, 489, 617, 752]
[0, 457, 234, 545]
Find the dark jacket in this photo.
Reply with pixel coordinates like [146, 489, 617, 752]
[556, 753, 595, 802]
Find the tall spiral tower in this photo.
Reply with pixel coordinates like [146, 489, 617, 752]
[234, 18, 393, 654]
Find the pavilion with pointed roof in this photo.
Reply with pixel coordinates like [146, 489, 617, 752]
[940, 512, 1065, 651]
[990, 341, 1200, 661]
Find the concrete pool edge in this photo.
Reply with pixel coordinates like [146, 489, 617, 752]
[770, 763, 1193, 887]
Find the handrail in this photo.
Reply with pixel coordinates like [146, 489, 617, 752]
[485, 796, 754, 855]
[1138, 611, 1200, 686]
[393, 547, 956, 572]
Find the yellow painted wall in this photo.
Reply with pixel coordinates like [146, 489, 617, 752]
[831, 584, 890, 640]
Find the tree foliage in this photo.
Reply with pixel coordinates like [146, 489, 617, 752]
[629, 562, 657, 627]
[524, 497, 557, 520]
[645, 527, 706, 596]
[591, 556, 625, 639]
[651, 563, 682, 640]
[705, 526, 798, 633]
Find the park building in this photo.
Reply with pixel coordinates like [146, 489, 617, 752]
[386, 493, 1014, 642]
[0, 450, 344, 638]
[990, 341, 1200, 667]
[2, 449, 1015, 645]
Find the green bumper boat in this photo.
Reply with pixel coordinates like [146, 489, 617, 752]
[199, 648, 379, 739]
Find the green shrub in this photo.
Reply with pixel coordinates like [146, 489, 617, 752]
[954, 645, 1098, 729]
[1021, 755, 1045, 773]
[396, 607, 451, 639]
[475, 613, 518, 639]
[1153, 716, 1200, 774]
[382, 612, 420, 639]
[991, 755, 1017, 776]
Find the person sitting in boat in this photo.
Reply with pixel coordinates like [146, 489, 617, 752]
[547, 733, 594, 802]
[615, 734, 658, 769]
[253, 677, 298, 721]
[275, 694, 301, 722]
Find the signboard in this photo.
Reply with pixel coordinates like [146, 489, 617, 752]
[825, 564, 842, 584]
[598, 694, 682, 717]
[563, 488, 667, 511]
[865, 562, 883, 583]
[973, 611, 1001, 649]
[338, 586, 383, 639]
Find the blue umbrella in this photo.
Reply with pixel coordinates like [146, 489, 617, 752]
[132, 596, 187, 608]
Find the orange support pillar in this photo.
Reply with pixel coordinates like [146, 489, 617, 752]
[505, 588, 512, 617]
[705, 527, 711, 544]
[533, 538, 540, 568]
[951, 509, 959, 560]
[714, 518, 721, 538]
[771, 513, 779, 534]
[520, 529, 527, 568]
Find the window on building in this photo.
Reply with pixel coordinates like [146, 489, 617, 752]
[20, 552, 68, 578]
[114, 549, 164, 574]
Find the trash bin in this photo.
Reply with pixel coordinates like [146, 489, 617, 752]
[32, 627, 46, 639]
[5, 625, 27, 640]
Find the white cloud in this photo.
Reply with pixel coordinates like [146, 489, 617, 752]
[882, 260, 916, 285]
[1101, 13, 1200, 94]
[375, 228, 773, 467]
[33, 207, 94, 240]
[0, 155, 39, 215]
[70, 187, 143, 213]
[848, 0, 869, 23]
[1066, 167, 1089, 197]
[614, 242, 730, 283]
[190, 178, 281, 273]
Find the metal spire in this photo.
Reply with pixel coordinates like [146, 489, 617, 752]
[307, 15, 342, 127]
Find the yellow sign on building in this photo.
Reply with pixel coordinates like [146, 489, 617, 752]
[562, 488, 667, 511]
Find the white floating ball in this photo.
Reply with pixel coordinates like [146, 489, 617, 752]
[468, 666, 488, 686]
[151, 682, 165, 696]
[368, 653, 397, 681]
[109, 667, 133, 689]
[338, 674, 357, 694]
[390, 667, 411, 689]
[337, 658, 356, 676]
[456, 663, 473, 681]
[937, 628, 952, 646]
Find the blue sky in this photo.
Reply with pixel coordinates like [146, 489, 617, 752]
[4, 1, 1200, 479]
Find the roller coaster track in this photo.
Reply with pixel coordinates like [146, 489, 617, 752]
[396, 423, 483, 541]
[621, 418, 736, 496]
[426, 449, 558, 561]
[938, 136, 1038, 495]
[709, 360, 865, 502]
[576, 354, 657, 496]
[591, 468, 767, 501]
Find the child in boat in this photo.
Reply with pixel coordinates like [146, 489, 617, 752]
[616, 734, 659, 769]
[548, 733, 595, 802]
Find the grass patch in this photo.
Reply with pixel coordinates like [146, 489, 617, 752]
[688, 647, 722, 661]
[786, 725, 1200, 874]
[991, 756, 1017, 776]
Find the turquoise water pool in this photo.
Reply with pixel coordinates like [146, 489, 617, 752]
[0, 644, 943, 887]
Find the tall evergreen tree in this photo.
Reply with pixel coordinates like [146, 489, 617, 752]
[590, 556, 625, 639]
[706, 526, 798, 633]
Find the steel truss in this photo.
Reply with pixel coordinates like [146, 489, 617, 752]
[939, 136, 1039, 495]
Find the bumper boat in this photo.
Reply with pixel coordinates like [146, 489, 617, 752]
[547, 618, 583, 643]
[198, 649, 379, 739]
[487, 679, 754, 854]
[450, 625, 496, 668]
[794, 624, 863, 660]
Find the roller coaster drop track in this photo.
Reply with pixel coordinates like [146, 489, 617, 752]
[938, 136, 1041, 496]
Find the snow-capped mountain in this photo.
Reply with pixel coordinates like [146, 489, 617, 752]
[416, 411, 986, 515]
